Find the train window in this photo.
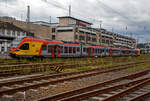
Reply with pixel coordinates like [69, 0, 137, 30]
[83, 48, 86, 52]
[48, 46, 52, 53]
[19, 43, 29, 50]
[64, 47, 68, 53]
[97, 49, 99, 53]
[95, 48, 98, 53]
[87, 48, 89, 53]
[69, 47, 72, 53]
[73, 47, 76, 53]
[42, 45, 47, 50]
[77, 47, 80, 52]
[60, 46, 63, 53]
[98, 49, 100, 53]
[102, 49, 105, 52]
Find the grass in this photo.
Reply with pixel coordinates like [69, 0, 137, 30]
[1, 55, 150, 75]
[126, 63, 150, 72]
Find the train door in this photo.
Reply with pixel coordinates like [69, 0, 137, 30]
[109, 48, 112, 56]
[51, 45, 61, 58]
[88, 48, 91, 56]
[91, 48, 94, 56]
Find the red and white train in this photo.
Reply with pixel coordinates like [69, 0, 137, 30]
[9, 37, 140, 58]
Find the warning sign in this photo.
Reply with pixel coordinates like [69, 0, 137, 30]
[51, 65, 64, 72]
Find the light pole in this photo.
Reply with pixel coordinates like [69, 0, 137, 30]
[99, 20, 102, 29]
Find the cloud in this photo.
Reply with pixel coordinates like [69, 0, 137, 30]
[0, 0, 150, 43]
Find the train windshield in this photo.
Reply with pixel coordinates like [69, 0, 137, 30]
[11, 38, 23, 48]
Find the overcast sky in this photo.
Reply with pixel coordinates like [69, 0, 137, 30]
[0, 0, 150, 43]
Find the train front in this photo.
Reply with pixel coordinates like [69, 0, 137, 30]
[9, 37, 24, 58]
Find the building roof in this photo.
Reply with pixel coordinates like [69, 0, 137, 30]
[58, 16, 92, 25]
[32, 21, 59, 27]
[0, 21, 34, 37]
[0, 21, 26, 32]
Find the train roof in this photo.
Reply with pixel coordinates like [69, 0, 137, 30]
[23, 37, 47, 42]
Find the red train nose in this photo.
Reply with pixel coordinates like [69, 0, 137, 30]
[10, 48, 17, 52]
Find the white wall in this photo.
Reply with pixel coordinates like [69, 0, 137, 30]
[0, 28, 27, 54]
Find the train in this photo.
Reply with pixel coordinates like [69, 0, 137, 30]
[9, 37, 140, 58]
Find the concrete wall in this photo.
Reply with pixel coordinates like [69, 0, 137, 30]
[59, 18, 69, 26]
[56, 31, 74, 42]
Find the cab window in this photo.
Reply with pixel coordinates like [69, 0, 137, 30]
[42, 45, 47, 50]
[19, 43, 29, 50]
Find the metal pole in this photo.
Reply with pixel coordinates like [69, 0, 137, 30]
[49, 16, 51, 24]
[100, 20, 102, 29]
[27, 5, 30, 34]
[69, 5, 71, 16]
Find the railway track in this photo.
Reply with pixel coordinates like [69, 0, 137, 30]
[0, 60, 145, 77]
[0, 61, 149, 101]
[38, 68, 150, 101]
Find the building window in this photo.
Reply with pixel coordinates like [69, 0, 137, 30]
[75, 35, 78, 39]
[92, 38, 96, 42]
[17, 31, 20, 36]
[79, 36, 85, 40]
[87, 37, 91, 41]
[57, 29, 73, 32]
[52, 28, 56, 33]
[102, 39, 105, 43]
[0, 29, 2, 34]
[7, 47, 10, 51]
[12, 30, 15, 36]
[75, 28, 78, 32]
[1, 47, 4, 52]
[7, 29, 11, 35]
[22, 32, 25, 36]
[52, 35, 55, 40]
[2, 29, 5, 34]
[79, 31, 84, 34]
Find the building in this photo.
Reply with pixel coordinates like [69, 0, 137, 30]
[0, 16, 136, 49]
[0, 16, 51, 39]
[0, 21, 33, 55]
[52, 16, 136, 48]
